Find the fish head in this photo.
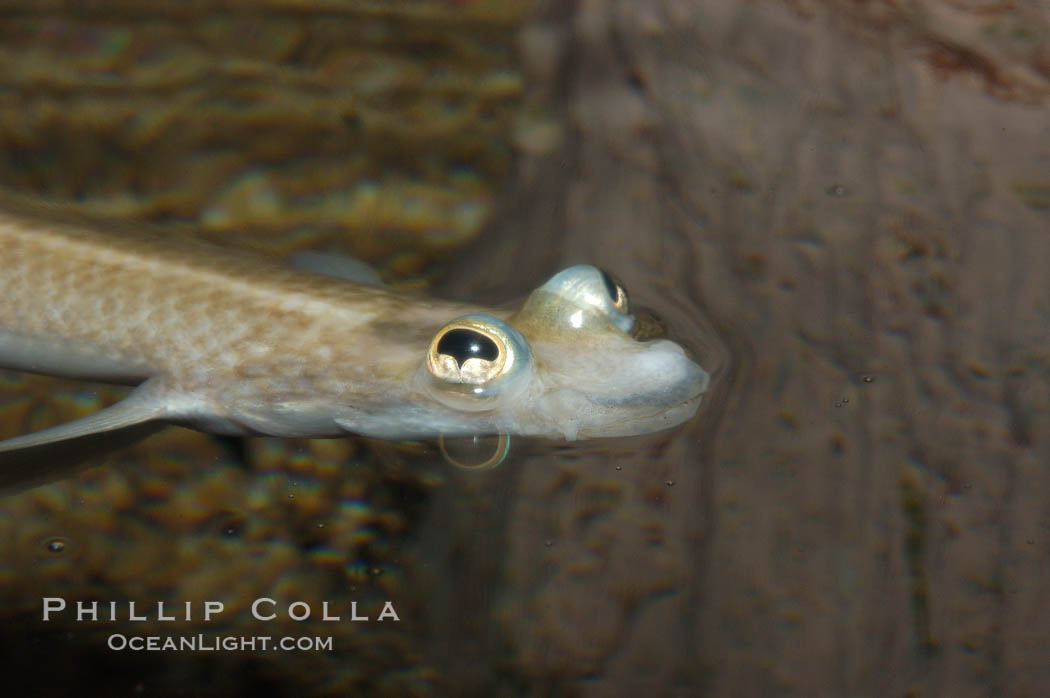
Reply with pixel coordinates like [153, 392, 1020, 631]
[415, 265, 710, 440]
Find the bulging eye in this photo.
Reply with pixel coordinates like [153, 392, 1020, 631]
[424, 314, 533, 411]
[522, 265, 635, 334]
[430, 326, 504, 384]
[437, 329, 499, 363]
[598, 268, 631, 316]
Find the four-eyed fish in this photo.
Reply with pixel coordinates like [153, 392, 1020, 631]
[0, 195, 709, 462]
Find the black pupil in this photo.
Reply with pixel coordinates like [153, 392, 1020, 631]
[437, 328, 499, 368]
[598, 268, 619, 302]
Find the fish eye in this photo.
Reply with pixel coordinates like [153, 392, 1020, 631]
[425, 314, 532, 410]
[436, 328, 500, 366]
[523, 265, 636, 334]
[598, 268, 631, 316]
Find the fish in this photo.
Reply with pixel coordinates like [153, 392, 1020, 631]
[0, 193, 709, 463]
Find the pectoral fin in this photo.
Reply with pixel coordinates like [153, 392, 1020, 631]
[0, 378, 168, 454]
[0, 378, 170, 493]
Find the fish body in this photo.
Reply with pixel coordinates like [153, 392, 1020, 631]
[0, 195, 709, 455]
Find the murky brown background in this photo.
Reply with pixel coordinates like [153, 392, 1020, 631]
[1, 0, 1049, 696]
[454, 1, 1049, 696]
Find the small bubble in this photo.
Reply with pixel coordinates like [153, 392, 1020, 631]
[287, 493, 295, 500]
[834, 401, 843, 408]
[370, 567, 382, 576]
[826, 184, 848, 197]
[317, 522, 326, 529]
[218, 514, 245, 537]
[45, 538, 66, 553]
[615, 465, 623, 471]
[665, 480, 675, 487]
[842, 397, 849, 404]
[544, 540, 553, 547]
[863, 376, 874, 383]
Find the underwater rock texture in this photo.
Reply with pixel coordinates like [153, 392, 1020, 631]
[0, 0, 530, 278]
[435, 0, 1050, 695]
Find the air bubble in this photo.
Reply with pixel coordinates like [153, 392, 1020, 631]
[45, 538, 67, 553]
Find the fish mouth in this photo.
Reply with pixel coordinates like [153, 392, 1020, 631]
[573, 361, 710, 438]
[590, 358, 710, 410]
[573, 394, 705, 440]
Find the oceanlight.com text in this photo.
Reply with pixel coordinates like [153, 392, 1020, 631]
[107, 634, 334, 652]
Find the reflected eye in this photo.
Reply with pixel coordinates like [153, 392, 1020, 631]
[425, 314, 533, 410]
